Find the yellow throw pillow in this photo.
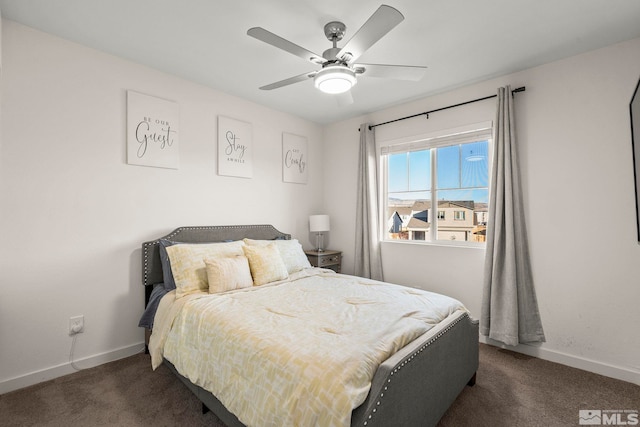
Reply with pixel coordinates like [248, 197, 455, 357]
[243, 238, 311, 274]
[205, 255, 253, 293]
[242, 243, 289, 286]
[166, 241, 245, 298]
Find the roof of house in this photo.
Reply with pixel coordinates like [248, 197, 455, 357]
[474, 203, 488, 212]
[387, 206, 413, 220]
[411, 201, 431, 212]
[437, 200, 475, 210]
[407, 217, 430, 230]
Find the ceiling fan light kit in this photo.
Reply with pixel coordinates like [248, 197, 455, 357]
[314, 66, 357, 94]
[247, 5, 427, 101]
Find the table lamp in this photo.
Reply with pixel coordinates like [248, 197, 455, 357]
[309, 215, 330, 252]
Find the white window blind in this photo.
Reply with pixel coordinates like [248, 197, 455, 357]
[380, 122, 492, 155]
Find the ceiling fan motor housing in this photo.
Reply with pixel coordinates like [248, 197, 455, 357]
[324, 21, 346, 42]
[322, 47, 344, 62]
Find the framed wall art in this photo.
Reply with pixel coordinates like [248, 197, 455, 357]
[218, 116, 253, 178]
[282, 132, 308, 184]
[127, 91, 179, 169]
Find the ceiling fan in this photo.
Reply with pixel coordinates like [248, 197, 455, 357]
[247, 4, 427, 100]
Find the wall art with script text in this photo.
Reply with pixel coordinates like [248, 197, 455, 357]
[218, 116, 253, 178]
[127, 91, 179, 169]
[282, 132, 308, 184]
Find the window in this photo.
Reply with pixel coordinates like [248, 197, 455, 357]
[381, 124, 491, 245]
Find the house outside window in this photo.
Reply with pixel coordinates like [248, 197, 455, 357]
[382, 123, 491, 245]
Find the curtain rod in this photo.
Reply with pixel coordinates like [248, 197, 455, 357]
[360, 86, 526, 131]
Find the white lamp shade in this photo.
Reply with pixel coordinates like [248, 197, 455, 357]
[309, 215, 330, 232]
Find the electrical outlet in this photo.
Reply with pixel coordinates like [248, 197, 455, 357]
[69, 315, 84, 335]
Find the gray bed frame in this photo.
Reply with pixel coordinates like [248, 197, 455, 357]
[142, 224, 479, 427]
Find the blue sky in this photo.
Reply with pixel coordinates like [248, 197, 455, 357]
[388, 140, 489, 203]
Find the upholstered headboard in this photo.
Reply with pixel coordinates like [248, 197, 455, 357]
[141, 224, 290, 295]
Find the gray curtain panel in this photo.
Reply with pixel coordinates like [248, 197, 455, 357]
[354, 124, 384, 281]
[481, 86, 545, 346]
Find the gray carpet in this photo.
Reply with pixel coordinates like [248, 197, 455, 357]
[1, 344, 638, 426]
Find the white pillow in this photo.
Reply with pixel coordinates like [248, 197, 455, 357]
[243, 238, 311, 274]
[205, 255, 253, 293]
[166, 241, 245, 298]
[242, 243, 289, 286]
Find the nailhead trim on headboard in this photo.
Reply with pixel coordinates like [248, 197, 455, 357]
[142, 241, 153, 287]
[361, 312, 470, 426]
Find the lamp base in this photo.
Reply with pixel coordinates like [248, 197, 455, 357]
[315, 233, 325, 252]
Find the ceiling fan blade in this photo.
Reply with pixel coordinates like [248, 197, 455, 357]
[336, 90, 354, 106]
[259, 71, 316, 90]
[337, 5, 404, 64]
[247, 27, 327, 65]
[356, 63, 427, 81]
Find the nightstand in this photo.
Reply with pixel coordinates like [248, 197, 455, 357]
[305, 250, 342, 273]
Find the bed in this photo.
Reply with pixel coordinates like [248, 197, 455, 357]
[140, 224, 478, 427]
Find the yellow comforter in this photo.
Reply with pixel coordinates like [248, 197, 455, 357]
[149, 269, 466, 427]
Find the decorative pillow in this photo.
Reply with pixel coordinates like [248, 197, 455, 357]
[166, 241, 245, 298]
[243, 238, 311, 274]
[204, 255, 253, 293]
[242, 243, 289, 286]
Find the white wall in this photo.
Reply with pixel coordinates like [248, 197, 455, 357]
[324, 37, 640, 384]
[0, 20, 324, 393]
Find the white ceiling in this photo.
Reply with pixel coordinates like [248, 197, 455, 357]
[2, 0, 640, 124]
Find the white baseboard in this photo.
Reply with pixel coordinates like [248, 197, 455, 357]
[0, 342, 146, 395]
[3, 338, 638, 395]
[480, 336, 640, 385]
